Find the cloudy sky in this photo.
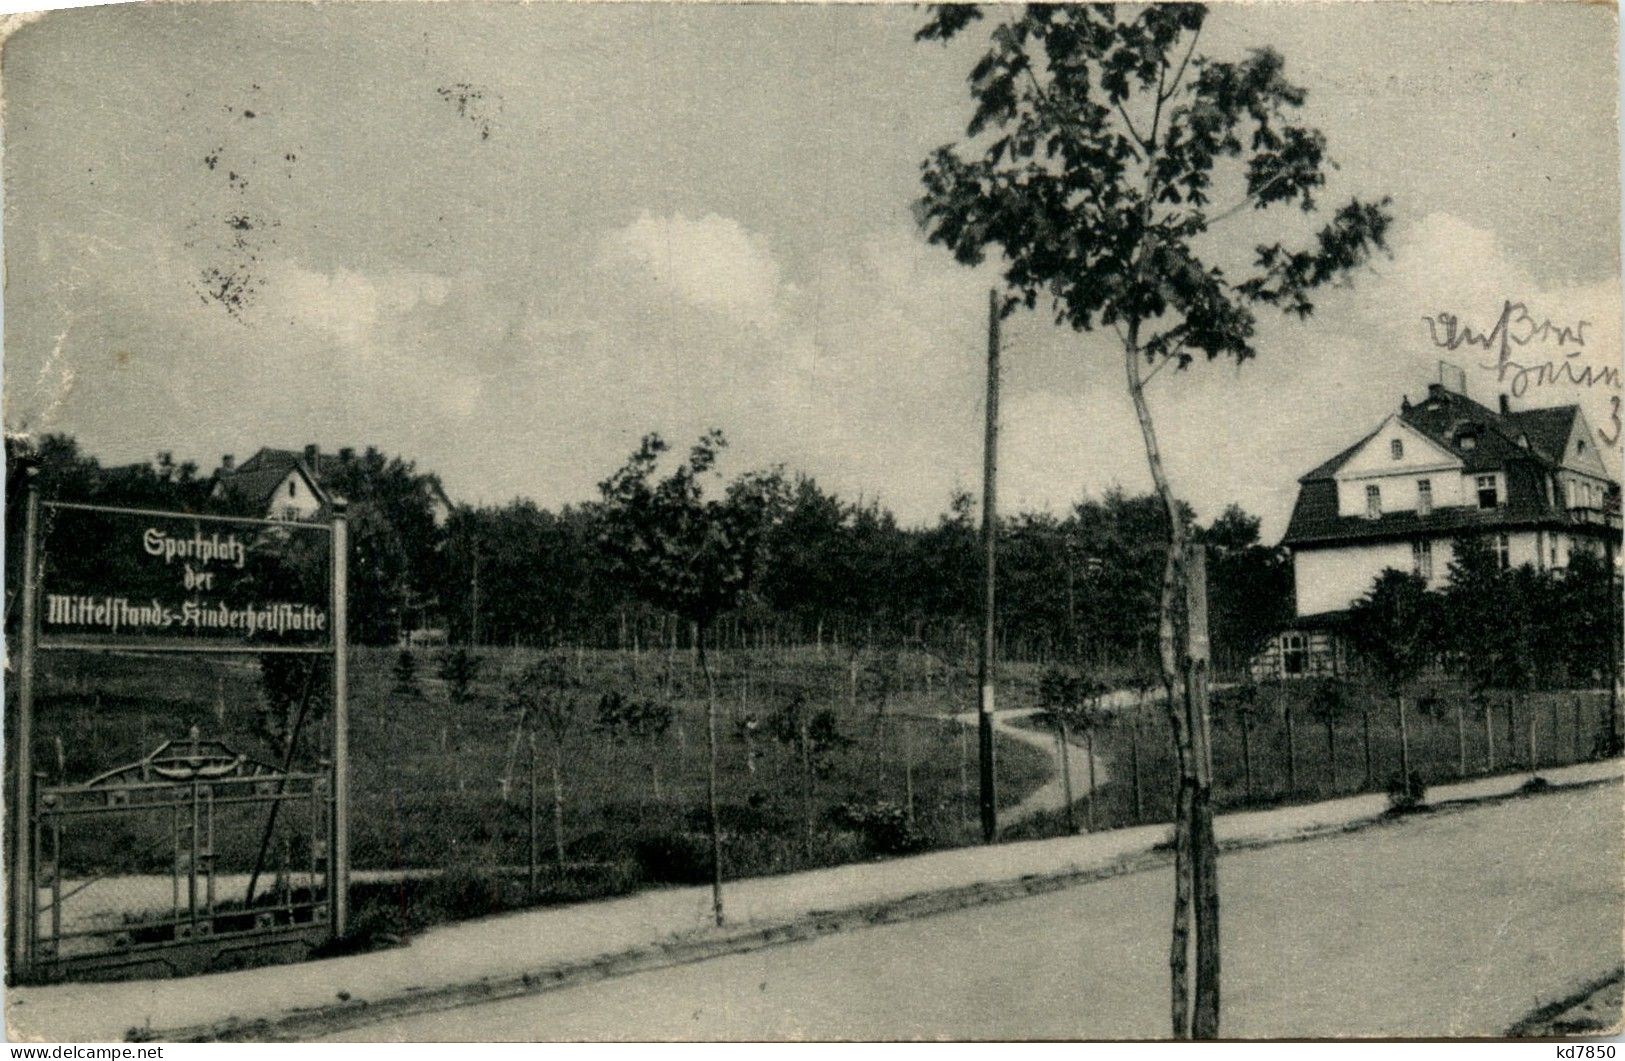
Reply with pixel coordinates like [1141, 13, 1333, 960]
[3, 1, 1620, 540]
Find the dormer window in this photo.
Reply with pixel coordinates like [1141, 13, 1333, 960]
[1476, 474, 1500, 509]
[1390, 439, 1404, 460]
[1459, 433, 1477, 451]
[1365, 485, 1382, 518]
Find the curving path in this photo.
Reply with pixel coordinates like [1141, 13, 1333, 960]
[947, 705, 1106, 824]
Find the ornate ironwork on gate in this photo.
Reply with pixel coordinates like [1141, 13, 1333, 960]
[25, 729, 335, 982]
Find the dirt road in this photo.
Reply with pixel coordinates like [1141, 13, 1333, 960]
[331, 781, 1622, 1040]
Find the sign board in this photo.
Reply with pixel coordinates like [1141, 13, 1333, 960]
[1183, 543, 1210, 664]
[37, 502, 333, 652]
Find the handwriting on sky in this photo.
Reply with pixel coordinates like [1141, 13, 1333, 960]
[1422, 300, 1621, 446]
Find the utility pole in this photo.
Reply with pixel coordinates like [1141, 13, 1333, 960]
[978, 288, 1000, 843]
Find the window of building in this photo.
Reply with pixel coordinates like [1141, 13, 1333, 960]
[1283, 633, 1307, 676]
[1476, 474, 1499, 509]
[1494, 533, 1510, 570]
[1577, 438, 1587, 454]
[1417, 479, 1432, 516]
[1412, 538, 1433, 580]
[1391, 439, 1404, 460]
[289, 480, 297, 497]
[281, 505, 299, 521]
[1365, 484, 1382, 518]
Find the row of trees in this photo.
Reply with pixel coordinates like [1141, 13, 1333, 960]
[5, 433, 1290, 670]
[1346, 536, 1622, 791]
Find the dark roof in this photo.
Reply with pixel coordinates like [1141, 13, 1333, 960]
[1283, 386, 1618, 548]
[1285, 499, 1569, 549]
[1502, 406, 1578, 464]
[212, 447, 455, 514]
[1298, 427, 1380, 483]
[1396, 387, 1550, 473]
[1289, 610, 1349, 631]
[212, 449, 330, 510]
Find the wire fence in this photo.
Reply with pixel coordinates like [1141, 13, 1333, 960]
[14, 643, 1620, 955]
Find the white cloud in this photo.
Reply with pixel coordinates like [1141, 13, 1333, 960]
[598, 212, 788, 330]
[264, 264, 454, 352]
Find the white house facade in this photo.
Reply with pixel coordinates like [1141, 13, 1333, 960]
[1251, 380, 1620, 680]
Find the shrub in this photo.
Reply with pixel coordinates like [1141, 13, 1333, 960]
[1385, 771, 1426, 813]
[831, 800, 927, 856]
[632, 830, 715, 884]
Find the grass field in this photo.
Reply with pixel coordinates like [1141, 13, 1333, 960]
[11, 644, 1055, 947]
[13, 644, 1613, 956]
[1006, 678, 1616, 838]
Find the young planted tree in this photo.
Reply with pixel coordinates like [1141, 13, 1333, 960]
[860, 646, 904, 786]
[1281, 685, 1298, 796]
[597, 431, 785, 926]
[1036, 665, 1085, 833]
[1471, 687, 1497, 773]
[915, 3, 1391, 1036]
[1306, 678, 1347, 795]
[1346, 570, 1439, 805]
[597, 690, 674, 802]
[1074, 682, 1111, 831]
[766, 691, 852, 853]
[437, 648, 482, 792]
[1128, 667, 1158, 822]
[507, 657, 583, 863]
[1213, 681, 1262, 802]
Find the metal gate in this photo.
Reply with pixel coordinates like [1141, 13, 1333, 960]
[25, 729, 333, 982]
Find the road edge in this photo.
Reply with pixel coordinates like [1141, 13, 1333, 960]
[141, 773, 1623, 1043]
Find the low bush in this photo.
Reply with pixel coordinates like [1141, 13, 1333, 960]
[632, 830, 715, 884]
[1385, 771, 1426, 813]
[830, 800, 928, 856]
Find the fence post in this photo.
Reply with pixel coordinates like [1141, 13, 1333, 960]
[330, 501, 350, 939]
[528, 732, 539, 899]
[9, 473, 40, 982]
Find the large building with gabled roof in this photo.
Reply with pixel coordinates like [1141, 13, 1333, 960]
[1251, 376, 1619, 681]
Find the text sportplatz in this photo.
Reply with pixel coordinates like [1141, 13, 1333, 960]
[142, 527, 247, 569]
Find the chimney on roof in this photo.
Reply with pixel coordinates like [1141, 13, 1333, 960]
[220, 454, 235, 472]
[1401, 395, 1412, 412]
[339, 446, 355, 463]
[1498, 393, 1511, 415]
[1427, 382, 1445, 402]
[303, 443, 318, 467]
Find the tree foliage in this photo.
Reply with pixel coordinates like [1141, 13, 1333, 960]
[1345, 569, 1438, 696]
[596, 431, 786, 628]
[915, 3, 1391, 362]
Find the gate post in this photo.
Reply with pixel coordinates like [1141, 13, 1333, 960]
[9, 473, 40, 981]
[330, 501, 349, 939]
